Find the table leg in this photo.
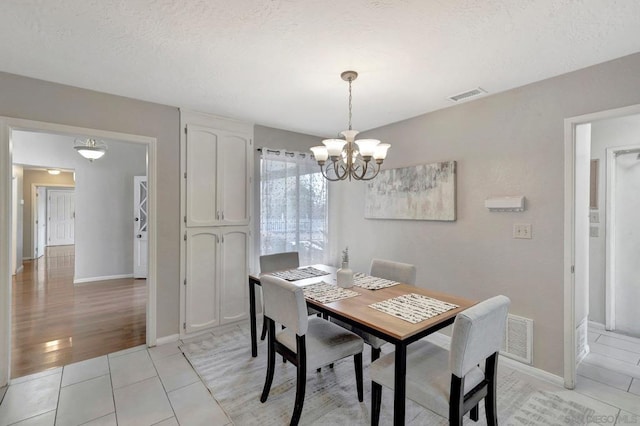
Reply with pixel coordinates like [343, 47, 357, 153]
[393, 342, 407, 425]
[249, 278, 258, 357]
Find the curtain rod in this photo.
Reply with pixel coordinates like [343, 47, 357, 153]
[256, 148, 308, 158]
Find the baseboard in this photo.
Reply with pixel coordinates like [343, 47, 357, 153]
[16, 265, 23, 274]
[155, 334, 180, 346]
[74, 274, 134, 284]
[588, 321, 606, 331]
[426, 332, 565, 388]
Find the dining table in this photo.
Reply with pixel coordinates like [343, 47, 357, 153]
[248, 264, 476, 425]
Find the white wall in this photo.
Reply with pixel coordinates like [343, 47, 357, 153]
[589, 114, 640, 325]
[13, 131, 146, 281]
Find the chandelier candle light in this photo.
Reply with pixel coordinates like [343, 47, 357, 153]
[310, 71, 390, 181]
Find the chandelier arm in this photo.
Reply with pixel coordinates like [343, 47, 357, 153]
[319, 163, 342, 182]
[353, 161, 381, 181]
[333, 160, 344, 180]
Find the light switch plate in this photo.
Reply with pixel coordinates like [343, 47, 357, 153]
[513, 224, 532, 239]
[590, 226, 599, 238]
[589, 211, 600, 223]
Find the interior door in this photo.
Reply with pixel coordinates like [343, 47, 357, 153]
[612, 150, 640, 336]
[134, 176, 148, 279]
[35, 186, 47, 258]
[47, 189, 75, 246]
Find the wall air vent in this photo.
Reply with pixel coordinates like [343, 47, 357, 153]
[448, 87, 487, 102]
[501, 313, 533, 365]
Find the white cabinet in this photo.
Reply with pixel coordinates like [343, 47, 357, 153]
[185, 124, 250, 227]
[184, 227, 249, 334]
[180, 111, 253, 336]
[185, 229, 219, 333]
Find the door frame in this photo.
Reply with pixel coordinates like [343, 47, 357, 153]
[31, 183, 74, 258]
[563, 103, 640, 389]
[0, 116, 158, 386]
[605, 143, 640, 331]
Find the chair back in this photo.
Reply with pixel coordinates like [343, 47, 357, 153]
[449, 295, 510, 378]
[370, 259, 416, 284]
[260, 252, 300, 274]
[261, 275, 308, 336]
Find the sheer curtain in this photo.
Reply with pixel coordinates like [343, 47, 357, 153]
[260, 148, 328, 266]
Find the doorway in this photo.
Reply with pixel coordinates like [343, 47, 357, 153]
[564, 105, 640, 400]
[0, 117, 158, 386]
[604, 145, 640, 337]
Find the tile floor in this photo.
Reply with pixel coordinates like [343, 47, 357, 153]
[0, 342, 231, 426]
[575, 324, 640, 420]
[1, 322, 640, 425]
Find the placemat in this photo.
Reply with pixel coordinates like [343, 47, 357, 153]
[270, 266, 330, 281]
[302, 281, 360, 304]
[369, 293, 459, 324]
[352, 272, 400, 290]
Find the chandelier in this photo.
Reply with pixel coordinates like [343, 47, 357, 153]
[74, 138, 107, 162]
[310, 71, 390, 181]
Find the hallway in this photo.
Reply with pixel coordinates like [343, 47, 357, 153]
[11, 246, 146, 378]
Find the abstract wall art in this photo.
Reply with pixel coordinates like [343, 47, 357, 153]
[364, 161, 456, 221]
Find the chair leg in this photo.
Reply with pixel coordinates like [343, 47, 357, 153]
[291, 336, 307, 426]
[354, 352, 363, 402]
[371, 346, 381, 362]
[485, 352, 499, 426]
[260, 319, 276, 403]
[281, 324, 287, 364]
[260, 317, 268, 340]
[449, 375, 465, 426]
[371, 381, 382, 426]
[470, 404, 479, 421]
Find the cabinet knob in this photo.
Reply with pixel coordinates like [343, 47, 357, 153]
[135, 217, 139, 222]
[137, 234, 142, 238]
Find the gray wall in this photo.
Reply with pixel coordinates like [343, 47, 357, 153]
[0, 72, 180, 338]
[589, 114, 640, 325]
[13, 132, 146, 281]
[334, 52, 640, 376]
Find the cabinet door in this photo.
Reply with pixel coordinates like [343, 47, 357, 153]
[220, 227, 249, 324]
[185, 124, 219, 226]
[185, 229, 219, 333]
[218, 133, 250, 226]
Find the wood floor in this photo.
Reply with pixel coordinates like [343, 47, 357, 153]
[11, 245, 146, 379]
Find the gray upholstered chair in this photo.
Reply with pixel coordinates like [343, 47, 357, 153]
[260, 275, 364, 426]
[370, 295, 510, 426]
[331, 258, 416, 361]
[259, 252, 320, 340]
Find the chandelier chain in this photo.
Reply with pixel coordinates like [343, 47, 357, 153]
[348, 77, 353, 131]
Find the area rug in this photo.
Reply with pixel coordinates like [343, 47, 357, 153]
[180, 326, 596, 425]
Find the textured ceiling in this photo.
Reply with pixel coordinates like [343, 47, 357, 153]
[1, 1, 640, 136]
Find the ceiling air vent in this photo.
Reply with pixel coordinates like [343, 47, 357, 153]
[448, 87, 487, 102]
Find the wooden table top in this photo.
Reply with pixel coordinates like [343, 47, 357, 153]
[252, 264, 476, 342]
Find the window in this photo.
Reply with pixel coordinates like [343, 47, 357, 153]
[260, 148, 328, 266]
